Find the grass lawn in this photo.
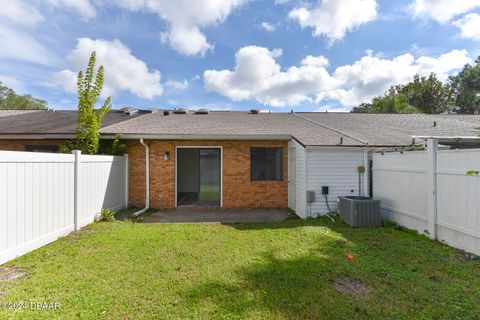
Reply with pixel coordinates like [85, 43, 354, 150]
[1, 209, 479, 319]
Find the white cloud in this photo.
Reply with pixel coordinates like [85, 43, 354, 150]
[410, 0, 480, 24]
[0, 1, 55, 65]
[316, 105, 350, 112]
[0, 24, 56, 65]
[52, 38, 164, 99]
[322, 49, 471, 106]
[165, 79, 189, 90]
[44, 0, 96, 19]
[52, 70, 77, 94]
[111, 0, 245, 56]
[0, 75, 24, 92]
[204, 46, 334, 107]
[204, 46, 471, 107]
[260, 22, 276, 32]
[1, 0, 44, 26]
[301, 55, 329, 67]
[453, 13, 480, 41]
[289, 0, 377, 44]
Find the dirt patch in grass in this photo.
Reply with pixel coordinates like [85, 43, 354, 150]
[0, 266, 25, 283]
[333, 276, 371, 295]
[455, 250, 480, 262]
[0, 266, 25, 297]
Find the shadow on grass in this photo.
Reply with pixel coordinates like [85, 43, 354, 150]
[182, 250, 371, 319]
[222, 216, 342, 231]
[181, 218, 480, 319]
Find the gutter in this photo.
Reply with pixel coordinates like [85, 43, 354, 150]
[132, 138, 150, 217]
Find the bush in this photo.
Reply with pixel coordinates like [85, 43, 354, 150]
[99, 209, 115, 222]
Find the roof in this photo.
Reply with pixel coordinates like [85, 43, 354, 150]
[0, 109, 151, 135]
[100, 111, 363, 146]
[100, 111, 480, 147]
[1, 109, 479, 147]
[295, 113, 480, 146]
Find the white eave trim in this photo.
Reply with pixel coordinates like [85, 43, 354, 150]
[305, 145, 371, 151]
[412, 135, 480, 140]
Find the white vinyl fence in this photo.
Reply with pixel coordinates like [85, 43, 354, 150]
[0, 150, 128, 264]
[373, 139, 480, 255]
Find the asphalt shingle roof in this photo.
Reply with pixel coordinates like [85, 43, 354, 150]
[1, 109, 480, 147]
[296, 113, 480, 146]
[100, 111, 363, 146]
[0, 109, 148, 134]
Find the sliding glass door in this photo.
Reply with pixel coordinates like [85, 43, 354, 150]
[177, 148, 221, 206]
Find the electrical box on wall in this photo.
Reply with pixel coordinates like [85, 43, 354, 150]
[322, 186, 329, 195]
[307, 191, 316, 203]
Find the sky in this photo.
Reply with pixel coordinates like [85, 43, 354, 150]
[1, 0, 480, 112]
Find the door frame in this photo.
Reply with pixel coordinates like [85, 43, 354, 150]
[288, 147, 296, 210]
[175, 146, 223, 208]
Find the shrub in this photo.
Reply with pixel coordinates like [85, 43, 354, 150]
[99, 209, 115, 222]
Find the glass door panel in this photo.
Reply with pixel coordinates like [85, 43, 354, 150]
[198, 149, 221, 206]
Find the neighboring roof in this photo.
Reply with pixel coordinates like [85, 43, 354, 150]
[0, 110, 39, 118]
[1, 109, 479, 147]
[0, 109, 152, 135]
[296, 113, 480, 146]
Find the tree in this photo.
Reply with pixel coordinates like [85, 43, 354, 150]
[402, 74, 452, 114]
[61, 51, 112, 154]
[352, 87, 419, 113]
[0, 82, 47, 110]
[352, 73, 451, 114]
[449, 57, 480, 114]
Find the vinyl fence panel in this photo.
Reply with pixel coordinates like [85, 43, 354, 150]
[373, 144, 480, 256]
[0, 150, 128, 264]
[77, 154, 128, 228]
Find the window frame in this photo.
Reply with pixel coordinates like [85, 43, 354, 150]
[250, 147, 284, 181]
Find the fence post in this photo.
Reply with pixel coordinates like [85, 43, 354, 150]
[124, 153, 129, 209]
[426, 138, 438, 239]
[72, 150, 81, 231]
[363, 150, 369, 197]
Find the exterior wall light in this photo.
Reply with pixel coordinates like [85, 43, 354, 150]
[163, 151, 170, 161]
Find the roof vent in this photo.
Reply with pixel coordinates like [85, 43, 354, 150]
[249, 109, 260, 114]
[195, 108, 209, 115]
[163, 110, 170, 116]
[120, 107, 139, 116]
[173, 108, 188, 115]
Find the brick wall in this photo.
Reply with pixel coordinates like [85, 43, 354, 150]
[127, 140, 289, 209]
[0, 140, 66, 151]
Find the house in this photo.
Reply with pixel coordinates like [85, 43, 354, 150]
[1, 108, 479, 218]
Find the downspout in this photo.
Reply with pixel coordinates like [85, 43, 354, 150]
[132, 138, 150, 217]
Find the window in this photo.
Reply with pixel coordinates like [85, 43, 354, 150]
[250, 147, 283, 181]
[25, 145, 59, 153]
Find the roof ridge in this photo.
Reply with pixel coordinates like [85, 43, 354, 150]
[293, 113, 369, 144]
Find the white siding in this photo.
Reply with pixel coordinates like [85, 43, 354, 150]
[306, 149, 367, 217]
[288, 140, 307, 218]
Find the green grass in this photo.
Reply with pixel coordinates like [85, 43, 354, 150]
[1, 212, 479, 319]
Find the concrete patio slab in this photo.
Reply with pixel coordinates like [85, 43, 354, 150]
[141, 208, 296, 224]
